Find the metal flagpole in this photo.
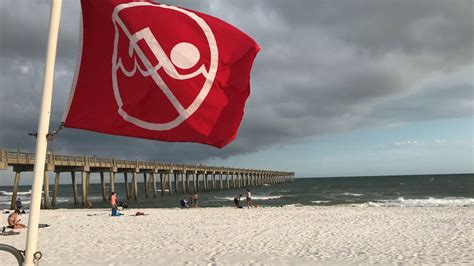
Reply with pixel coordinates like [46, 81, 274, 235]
[24, 0, 63, 265]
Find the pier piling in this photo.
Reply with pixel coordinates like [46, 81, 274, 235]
[160, 173, 165, 196]
[100, 172, 106, 202]
[174, 173, 178, 194]
[185, 173, 190, 193]
[132, 172, 138, 200]
[71, 172, 78, 205]
[51, 172, 60, 207]
[109, 172, 115, 194]
[151, 172, 157, 198]
[167, 173, 172, 196]
[212, 173, 216, 191]
[143, 172, 148, 198]
[43, 171, 50, 209]
[124, 172, 130, 200]
[10, 171, 20, 210]
[81, 172, 86, 205]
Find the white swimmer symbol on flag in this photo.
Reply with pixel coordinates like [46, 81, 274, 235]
[111, 2, 218, 131]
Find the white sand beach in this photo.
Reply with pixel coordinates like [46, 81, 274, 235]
[1, 206, 473, 265]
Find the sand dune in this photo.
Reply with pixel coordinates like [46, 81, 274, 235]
[0, 206, 472, 265]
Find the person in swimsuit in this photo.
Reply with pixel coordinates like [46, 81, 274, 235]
[110, 192, 117, 216]
[246, 189, 253, 208]
[192, 193, 200, 207]
[234, 194, 242, 208]
[7, 209, 26, 229]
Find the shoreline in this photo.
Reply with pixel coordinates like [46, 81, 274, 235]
[1, 205, 472, 265]
[3, 196, 474, 211]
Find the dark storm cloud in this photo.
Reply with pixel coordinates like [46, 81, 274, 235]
[0, 0, 472, 164]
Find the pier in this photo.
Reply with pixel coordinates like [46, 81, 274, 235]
[0, 147, 294, 209]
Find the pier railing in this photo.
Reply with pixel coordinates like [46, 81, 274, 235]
[0, 148, 291, 175]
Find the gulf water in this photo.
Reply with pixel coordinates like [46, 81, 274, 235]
[1, 173, 473, 210]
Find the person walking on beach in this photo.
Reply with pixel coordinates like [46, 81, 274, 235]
[7, 209, 26, 229]
[192, 193, 200, 207]
[110, 192, 117, 216]
[246, 189, 253, 208]
[234, 194, 242, 208]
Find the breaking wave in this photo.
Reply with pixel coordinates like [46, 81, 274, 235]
[215, 195, 284, 201]
[311, 200, 330, 204]
[364, 197, 474, 207]
[0, 189, 32, 196]
[342, 192, 364, 197]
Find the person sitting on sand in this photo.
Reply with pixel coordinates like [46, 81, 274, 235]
[246, 189, 253, 208]
[234, 194, 242, 208]
[7, 209, 26, 229]
[179, 198, 189, 208]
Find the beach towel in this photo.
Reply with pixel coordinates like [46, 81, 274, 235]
[0, 230, 20, 236]
[1, 226, 19, 236]
[132, 212, 148, 216]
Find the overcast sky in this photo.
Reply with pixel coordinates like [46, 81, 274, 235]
[0, 0, 472, 185]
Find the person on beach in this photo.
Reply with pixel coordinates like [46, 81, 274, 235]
[234, 194, 242, 208]
[192, 193, 199, 207]
[7, 209, 26, 229]
[110, 192, 118, 216]
[15, 198, 23, 210]
[179, 198, 189, 208]
[246, 189, 253, 208]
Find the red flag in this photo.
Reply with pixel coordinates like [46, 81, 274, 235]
[62, 0, 260, 148]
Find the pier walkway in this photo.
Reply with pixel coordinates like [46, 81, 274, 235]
[0, 147, 294, 209]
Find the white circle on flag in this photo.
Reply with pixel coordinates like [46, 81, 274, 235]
[170, 42, 200, 69]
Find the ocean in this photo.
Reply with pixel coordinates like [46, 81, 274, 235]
[0, 173, 473, 210]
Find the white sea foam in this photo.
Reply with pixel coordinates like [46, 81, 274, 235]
[365, 197, 474, 207]
[311, 200, 330, 204]
[253, 195, 283, 200]
[283, 203, 304, 207]
[0, 189, 32, 196]
[0, 196, 75, 206]
[216, 195, 283, 201]
[342, 192, 364, 197]
[56, 197, 71, 203]
[0, 196, 12, 205]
